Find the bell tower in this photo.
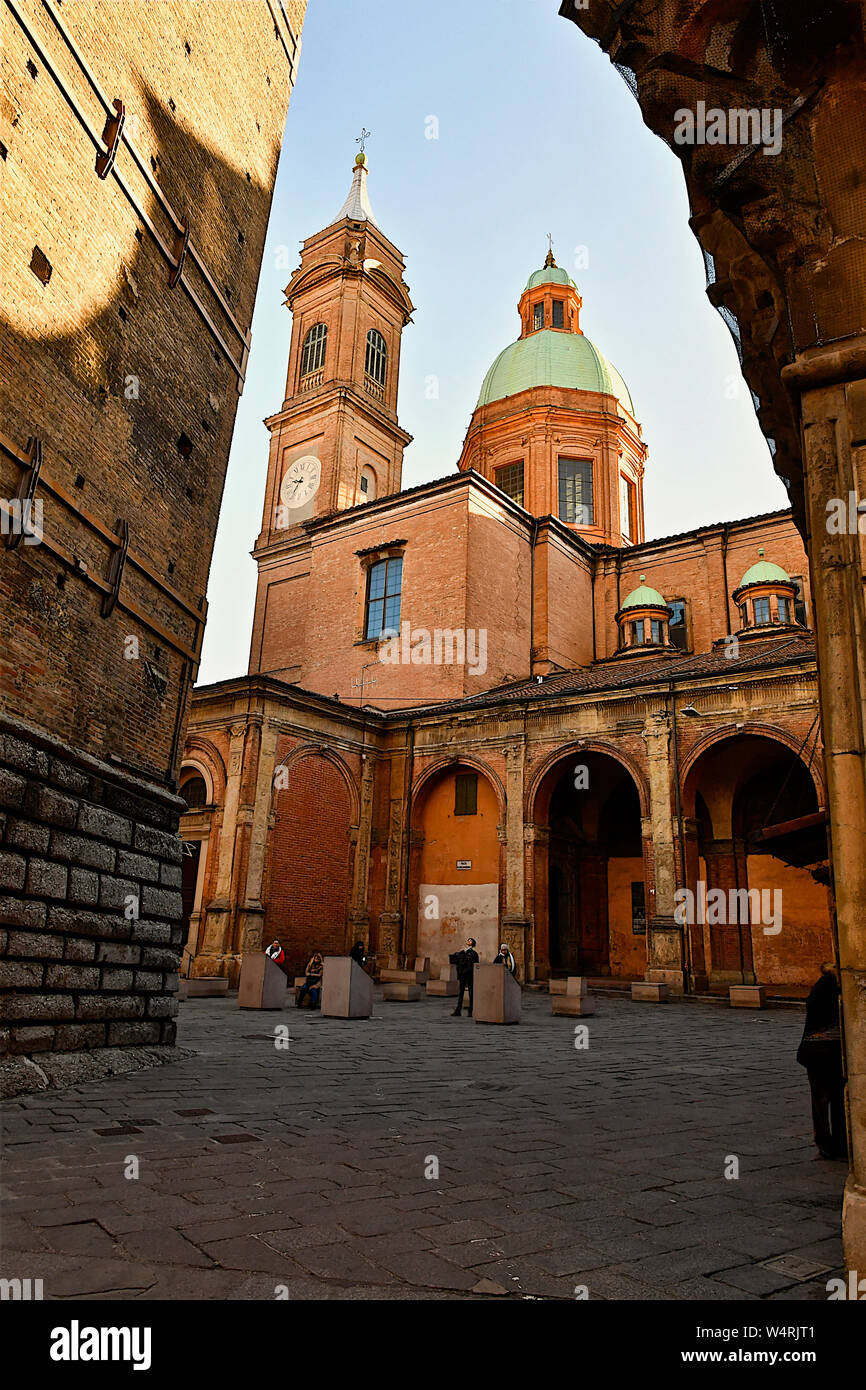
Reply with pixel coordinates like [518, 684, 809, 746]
[254, 146, 414, 546]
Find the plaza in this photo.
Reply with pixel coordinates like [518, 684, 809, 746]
[0, 990, 844, 1301]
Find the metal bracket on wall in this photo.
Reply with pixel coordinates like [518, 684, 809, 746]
[169, 216, 190, 289]
[95, 97, 124, 179]
[4, 434, 42, 551]
[100, 517, 129, 617]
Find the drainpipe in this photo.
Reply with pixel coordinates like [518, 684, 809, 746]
[721, 524, 732, 635]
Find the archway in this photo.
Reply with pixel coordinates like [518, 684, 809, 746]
[532, 749, 646, 980]
[265, 752, 354, 977]
[682, 732, 831, 990]
[408, 760, 502, 972]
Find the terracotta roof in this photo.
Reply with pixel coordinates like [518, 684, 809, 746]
[382, 634, 817, 721]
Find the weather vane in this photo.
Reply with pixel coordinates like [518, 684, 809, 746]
[356, 127, 371, 154]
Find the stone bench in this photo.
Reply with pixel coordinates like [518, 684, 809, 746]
[426, 965, 458, 998]
[474, 963, 521, 1024]
[551, 976, 595, 1017]
[729, 984, 765, 1008]
[179, 976, 229, 999]
[380, 955, 431, 986]
[238, 955, 287, 1010]
[549, 979, 568, 996]
[321, 957, 373, 1018]
[631, 981, 669, 1003]
[383, 981, 422, 1002]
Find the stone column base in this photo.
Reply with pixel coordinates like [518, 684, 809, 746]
[378, 911, 402, 957]
[501, 914, 531, 982]
[843, 1176, 866, 1275]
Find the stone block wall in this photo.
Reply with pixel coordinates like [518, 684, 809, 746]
[0, 717, 185, 1063]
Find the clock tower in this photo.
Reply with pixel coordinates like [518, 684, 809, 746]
[253, 148, 414, 549]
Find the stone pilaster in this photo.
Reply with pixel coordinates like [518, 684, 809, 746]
[642, 713, 685, 992]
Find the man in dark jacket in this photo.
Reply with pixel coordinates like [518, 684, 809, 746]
[797, 962, 846, 1159]
[451, 938, 479, 1017]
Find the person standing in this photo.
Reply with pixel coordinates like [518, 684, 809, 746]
[797, 961, 846, 1160]
[349, 941, 366, 968]
[451, 938, 479, 1017]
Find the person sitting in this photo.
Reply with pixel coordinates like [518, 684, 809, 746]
[264, 940, 288, 976]
[349, 941, 366, 968]
[296, 952, 324, 1009]
[493, 942, 517, 976]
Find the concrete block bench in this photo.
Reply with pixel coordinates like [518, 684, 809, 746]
[474, 963, 521, 1024]
[383, 981, 422, 1002]
[321, 957, 373, 1018]
[631, 981, 669, 1003]
[729, 985, 765, 1008]
[238, 955, 287, 1010]
[551, 976, 595, 1016]
[179, 976, 229, 999]
[426, 965, 459, 998]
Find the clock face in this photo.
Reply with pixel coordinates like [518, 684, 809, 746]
[279, 454, 321, 510]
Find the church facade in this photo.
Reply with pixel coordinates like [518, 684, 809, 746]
[180, 154, 833, 996]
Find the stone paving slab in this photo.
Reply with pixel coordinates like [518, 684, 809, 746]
[0, 989, 846, 1300]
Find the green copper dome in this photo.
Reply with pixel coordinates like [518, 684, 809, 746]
[477, 330, 634, 414]
[524, 264, 577, 291]
[621, 582, 667, 611]
[737, 559, 792, 589]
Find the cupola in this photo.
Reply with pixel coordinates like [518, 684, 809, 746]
[615, 577, 672, 652]
[732, 549, 800, 634]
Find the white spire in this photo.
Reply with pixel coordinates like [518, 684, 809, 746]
[333, 154, 379, 228]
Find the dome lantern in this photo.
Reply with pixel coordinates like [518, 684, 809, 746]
[732, 548, 800, 632]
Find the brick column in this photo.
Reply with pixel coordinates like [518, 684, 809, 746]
[238, 720, 279, 959]
[642, 714, 685, 992]
[792, 371, 866, 1277]
[501, 742, 531, 980]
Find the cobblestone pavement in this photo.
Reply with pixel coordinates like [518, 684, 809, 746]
[0, 989, 846, 1301]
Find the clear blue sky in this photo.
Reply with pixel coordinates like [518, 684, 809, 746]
[196, 0, 786, 687]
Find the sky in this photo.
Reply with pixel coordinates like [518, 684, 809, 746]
[196, 0, 787, 687]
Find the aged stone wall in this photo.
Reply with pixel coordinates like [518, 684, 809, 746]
[0, 0, 305, 1081]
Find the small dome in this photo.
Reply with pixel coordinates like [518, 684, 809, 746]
[524, 264, 578, 291]
[621, 582, 667, 611]
[737, 559, 792, 589]
[477, 330, 634, 414]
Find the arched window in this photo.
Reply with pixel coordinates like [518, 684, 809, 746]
[300, 322, 327, 377]
[180, 774, 208, 810]
[365, 328, 387, 386]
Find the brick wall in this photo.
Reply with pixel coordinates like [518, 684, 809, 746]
[0, 716, 184, 1063]
[0, 0, 305, 1076]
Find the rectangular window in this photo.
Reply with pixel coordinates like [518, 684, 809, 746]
[777, 595, 791, 623]
[365, 556, 402, 640]
[619, 475, 636, 542]
[791, 577, 808, 626]
[740, 602, 749, 628]
[629, 620, 643, 646]
[631, 881, 646, 935]
[454, 773, 478, 816]
[667, 599, 688, 651]
[753, 596, 771, 625]
[494, 461, 524, 507]
[650, 619, 663, 644]
[552, 299, 564, 328]
[558, 458, 593, 525]
[533, 302, 544, 330]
